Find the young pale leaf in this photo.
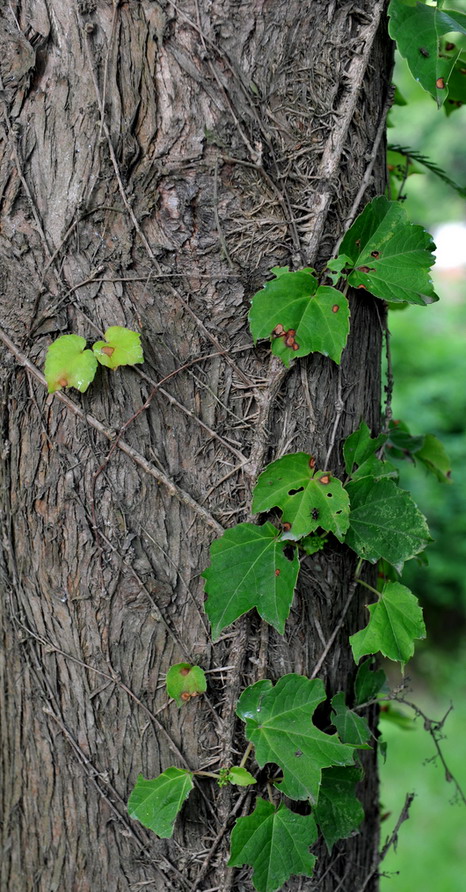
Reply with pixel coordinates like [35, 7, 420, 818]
[249, 268, 350, 365]
[354, 659, 387, 706]
[202, 522, 300, 640]
[127, 768, 193, 838]
[388, 0, 466, 107]
[350, 582, 426, 667]
[343, 421, 387, 476]
[339, 196, 438, 305]
[236, 675, 355, 802]
[252, 453, 350, 542]
[300, 533, 328, 555]
[92, 326, 144, 369]
[345, 477, 432, 568]
[228, 766, 257, 786]
[314, 765, 365, 852]
[330, 693, 371, 747]
[44, 334, 98, 394]
[228, 799, 317, 892]
[165, 663, 207, 706]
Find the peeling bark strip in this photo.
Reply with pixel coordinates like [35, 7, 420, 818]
[1, 2, 391, 890]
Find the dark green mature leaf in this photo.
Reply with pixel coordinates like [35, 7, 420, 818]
[354, 659, 387, 706]
[350, 582, 426, 666]
[236, 675, 355, 802]
[343, 421, 387, 476]
[345, 477, 432, 568]
[93, 326, 144, 369]
[202, 522, 299, 639]
[331, 693, 371, 747]
[388, 0, 466, 106]
[339, 196, 438, 305]
[228, 799, 317, 892]
[249, 268, 350, 365]
[128, 768, 194, 838]
[44, 334, 98, 393]
[252, 453, 350, 541]
[314, 765, 364, 852]
[165, 663, 207, 706]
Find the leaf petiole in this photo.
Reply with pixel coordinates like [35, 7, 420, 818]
[355, 578, 381, 599]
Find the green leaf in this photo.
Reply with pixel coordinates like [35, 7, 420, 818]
[416, 433, 452, 483]
[300, 533, 328, 555]
[44, 334, 98, 394]
[228, 799, 317, 892]
[92, 326, 144, 369]
[314, 765, 365, 852]
[202, 522, 300, 640]
[380, 704, 416, 730]
[350, 582, 426, 667]
[127, 768, 194, 838]
[325, 254, 353, 285]
[345, 477, 432, 568]
[252, 453, 350, 542]
[330, 693, 371, 747]
[388, 1, 466, 106]
[249, 268, 350, 365]
[388, 144, 466, 197]
[166, 663, 207, 707]
[236, 675, 356, 802]
[339, 196, 438, 306]
[228, 766, 257, 786]
[354, 659, 387, 706]
[443, 52, 466, 115]
[343, 421, 387, 476]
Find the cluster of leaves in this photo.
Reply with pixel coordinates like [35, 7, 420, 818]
[44, 326, 143, 393]
[249, 195, 437, 368]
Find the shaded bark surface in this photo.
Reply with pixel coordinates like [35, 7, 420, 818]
[1, 1, 392, 889]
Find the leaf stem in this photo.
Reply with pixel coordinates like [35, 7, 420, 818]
[193, 770, 221, 779]
[355, 577, 381, 598]
[239, 741, 254, 768]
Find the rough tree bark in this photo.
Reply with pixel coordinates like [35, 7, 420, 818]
[0, 1, 392, 890]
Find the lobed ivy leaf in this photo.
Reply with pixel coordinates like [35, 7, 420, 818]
[330, 692, 371, 747]
[202, 522, 300, 640]
[44, 334, 98, 394]
[228, 798, 317, 892]
[249, 268, 350, 365]
[127, 768, 193, 838]
[165, 663, 207, 706]
[92, 326, 144, 369]
[236, 675, 356, 803]
[343, 421, 387, 476]
[252, 453, 350, 542]
[354, 659, 387, 706]
[345, 477, 432, 569]
[388, 0, 466, 107]
[314, 764, 365, 852]
[350, 582, 426, 667]
[338, 196, 438, 305]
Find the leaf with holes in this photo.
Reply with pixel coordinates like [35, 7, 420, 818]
[249, 268, 350, 365]
[236, 675, 356, 802]
[127, 768, 194, 838]
[252, 453, 350, 542]
[388, 0, 466, 107]
[350, 582, 426, 667]
[345, 477, 432, 569]
[228, 798, 317, 892]
[331, 693, 371, 747]
[44, 334, 98, 394]
[92, 326, 144, 369]
[339, 196, 438, 305]
[166, 663, 207, 707]
[202, 522, 300, 640]
[314, 764, 365, 852]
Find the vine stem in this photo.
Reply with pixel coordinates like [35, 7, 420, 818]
[193, 770, 221, 780]
[239, 742, 254, 768]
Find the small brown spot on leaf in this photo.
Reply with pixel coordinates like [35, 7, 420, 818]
[101, 345, 115, 356]
[332, 304, 339, 313]
[445, 42, 456, 51]
[275, 569, 281, 576]
[58, 377, 68, 388]
[180, 667, 191, 676]
[371, 250, 380, 258]
[309, 457, 316, 469]
[356, 266, 375, 273]
[272, 324, 286, 337]
[357, 284, 367, 290]
[319, 475, 330, 485]
[436, 77, 445, 89]
[292, 342, 299, 351]
[181, 692, 191, 701]
[282, 522, 292, 532]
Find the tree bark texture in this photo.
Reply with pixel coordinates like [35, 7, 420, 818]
[0, 1, 392, 890]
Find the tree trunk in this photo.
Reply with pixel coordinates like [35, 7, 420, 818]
[0, 1, 392, 889]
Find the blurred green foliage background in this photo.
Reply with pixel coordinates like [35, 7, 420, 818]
[378, 37, 466, 892]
